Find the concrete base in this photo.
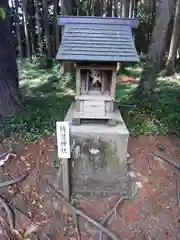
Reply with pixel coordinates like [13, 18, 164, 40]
[65, 103, 130, 198]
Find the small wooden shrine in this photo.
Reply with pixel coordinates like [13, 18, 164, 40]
[56, 16, 139, 125]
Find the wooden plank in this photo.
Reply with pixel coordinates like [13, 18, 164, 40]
[56, 122, 70, 159]
[57, 16, 139, 28]
[76, 68, 81, 96]
[101, 71, 105, 94]
[85, 70, 89, 93]
[84, 100, 105, 117]
[62, 158, 70, 201]
[56, 121, 71, 200]
[57, 54, 139, 62]
[77, 64, 117, 71]
[111, 71, 117, 98]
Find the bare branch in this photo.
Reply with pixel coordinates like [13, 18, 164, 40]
[101, 195, 132, 226]
[0, 196, 14, 231]
[152, 152, 180, 171]
[0, 173, 28, 188]
[47, 181, 120, 240]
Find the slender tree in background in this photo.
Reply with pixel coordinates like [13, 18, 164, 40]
[61, 0, 72, 15]
[54, 0, 60, 51]
[136, 0, 175, 100]
[106, 0, 112, 17]
[22, 0, 31, 58]
[129, 0, 134, 17]
[75, 0, 81, 15]
[43, 0, 51, 58]
[93, 0, 103, 16]
[14, 0, 23, 60]
[0, 1, 21, 117]
[164, 0, 180, 75]
[34, 0, 41, 53]
[28, 0, 36, 55]
[121, 0, 129, 17]
[60, 0, 73, 73]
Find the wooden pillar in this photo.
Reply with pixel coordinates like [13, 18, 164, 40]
[101, 71, 105, 94]
[76, 67, 81, 96]
[111, 69, 117, 99]
[85, 70, 89, 93]
[62, 158, 70, 201]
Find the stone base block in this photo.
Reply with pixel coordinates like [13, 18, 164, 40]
[65, 103, 130, 198]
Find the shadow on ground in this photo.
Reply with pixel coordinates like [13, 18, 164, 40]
[0, 61, 74, 144]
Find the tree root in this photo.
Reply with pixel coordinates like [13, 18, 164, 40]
[47, 181, 120, 240]
[152, 151, 180, 171]
[101, 195, 132, 226]
[0, 173, 28, 188]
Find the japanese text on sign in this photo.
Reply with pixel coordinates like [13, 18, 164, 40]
[56, 121, 70, 159]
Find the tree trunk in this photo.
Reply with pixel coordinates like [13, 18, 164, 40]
[106, 0, 112, 17]
[34, 0, 41, 53]
[75, 0, 81, 15]
[14, 0, 23, 60]
[164, 0, 180, 75]
[129, 0, 134, 17]
[22, 0, 31, 59]
[54, 0, 60, 52]
[112, 0, 118, 17]
[42, 0, 51, 58]
[0, 1, 21, 117]
[133, 0, 139, 17]
[28, 0, 36, 55]
[121, 0, 129, 17]
[136, 0, 174, 100]
[61, 0, 72, 15]
[60, 0, 73, 73]
[92, 0, 103, 16]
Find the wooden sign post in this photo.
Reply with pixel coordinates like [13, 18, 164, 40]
[56, 121, 70, 200]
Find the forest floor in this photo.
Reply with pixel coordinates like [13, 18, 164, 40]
[0, 60, 180, 239]
[0, 135, 180, 239]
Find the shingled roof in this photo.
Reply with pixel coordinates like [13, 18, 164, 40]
[56, 16, 139, 62]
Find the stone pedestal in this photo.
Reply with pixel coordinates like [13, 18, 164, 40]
[65, 103, 130, 198]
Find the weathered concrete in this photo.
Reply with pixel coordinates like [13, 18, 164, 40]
[65, 103, 130, 198]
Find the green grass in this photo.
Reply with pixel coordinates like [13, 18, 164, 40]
[0, 58, 74, 145]
[0, 59, 180, 145]
[116, 67, 180, 137]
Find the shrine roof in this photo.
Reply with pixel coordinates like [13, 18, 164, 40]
[56, 16, 140, 62]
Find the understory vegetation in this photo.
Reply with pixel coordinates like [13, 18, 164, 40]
[0, 59, 180, 146]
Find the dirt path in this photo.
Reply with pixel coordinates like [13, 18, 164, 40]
[0, 135, 180, 239]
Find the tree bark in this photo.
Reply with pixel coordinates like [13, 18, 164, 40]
[93, 0, 103, 16]
[60, 0, 73, 73]
[42, 0, 51, 58]
[34, 0, 41, 53]
[112, 0, 118, 17]
[106, 0, 112, 17]
[121, 0, 129, 17]
[136, 0, 174, 100]
[14, 0, 23, 60]
[164, 0, 180, 75]
[28, 0, 36, 55]
[0, 1, 21, 117]
[129, 0, 134, 17]
[22, 0, 31, 59]
[75, 0, 81, 15]
[61, 0, 72, 15]
[133, 0, 139, 17]
[54, 0, 60, 52]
